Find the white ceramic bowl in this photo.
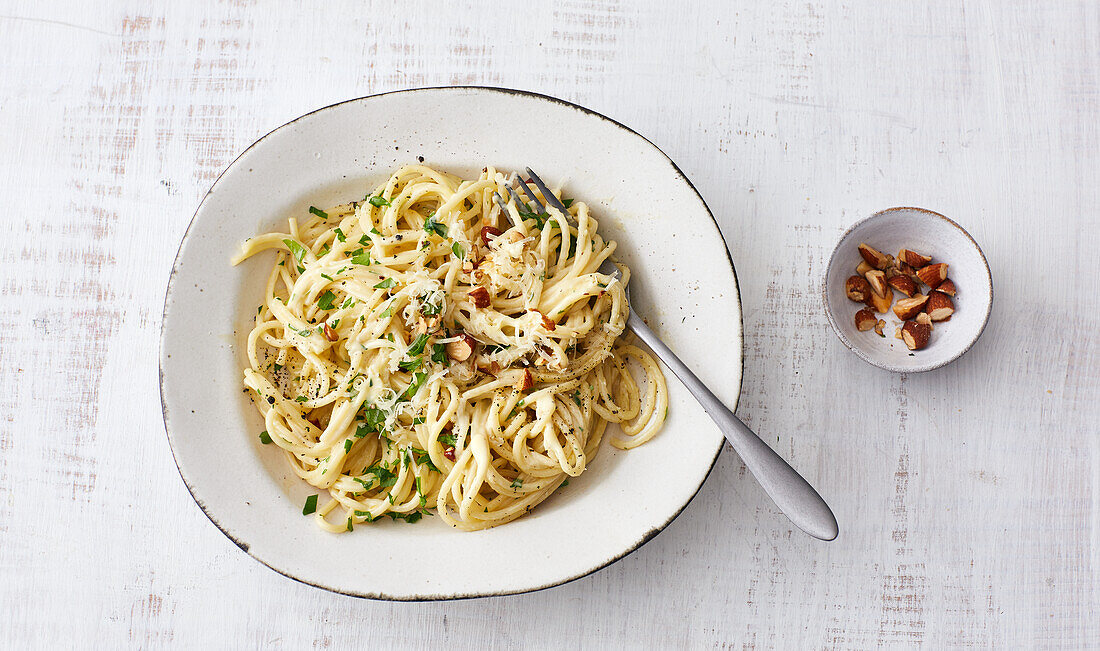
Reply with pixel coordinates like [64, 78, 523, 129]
[160, 87, 744, 599]
[823, 207, 992, 373]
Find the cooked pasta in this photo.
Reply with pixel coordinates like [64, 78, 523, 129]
[233, 164, 667, 531]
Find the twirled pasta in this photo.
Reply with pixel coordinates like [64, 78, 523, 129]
[233, 165, 667, 531]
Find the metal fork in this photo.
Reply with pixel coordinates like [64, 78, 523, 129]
[499, 168, 839, 541]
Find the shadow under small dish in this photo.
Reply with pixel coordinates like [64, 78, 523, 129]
[823, 207, 992, 373]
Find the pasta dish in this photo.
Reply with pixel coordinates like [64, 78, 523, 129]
[233, 164, 667, 531]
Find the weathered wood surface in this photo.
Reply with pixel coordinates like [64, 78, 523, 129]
[1, 0, 1097, 647]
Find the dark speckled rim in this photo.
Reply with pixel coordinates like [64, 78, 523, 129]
[159, 86, 744, 601]
[821, 206, 993, 373]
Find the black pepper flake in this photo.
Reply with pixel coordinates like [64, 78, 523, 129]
[267, 396, 275, 404]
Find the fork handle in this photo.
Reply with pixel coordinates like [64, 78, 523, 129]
[625, 310, 839, 541]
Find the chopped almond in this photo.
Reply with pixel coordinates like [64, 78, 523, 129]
[323, 322, 338, 342]
[934, 278, 957, 296]
[531, 310, 556, 331]
[858, 242, 891, 269]
[916, 312, 933, 326]
[898, 248, 932, 268]
[916, 263, 948, 289]
[874, 319, 886, 337]
[468, 286, 491, 308]
[865, 269, 888, 298]
[446, 334, 477, 361]
[856, 261, 874, 276]
[869, 285, 893, 313]
[887, 275, 918, 298]
[846, 275, 872, 303]
[855, 308, 877, 331]
[519, 369, 534, 391]
[927, 292, 955, 321]
[480, 226, 502, 245]
[893, 294, 929, 320]
[901, 321, 931, 350]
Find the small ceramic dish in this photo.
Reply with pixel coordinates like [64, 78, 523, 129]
[823, 207, 992, 373]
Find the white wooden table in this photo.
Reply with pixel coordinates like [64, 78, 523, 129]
[2, 1, 1097, 647]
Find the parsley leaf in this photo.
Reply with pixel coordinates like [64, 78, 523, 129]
[308, 206, 328, 219]
[368, 195, 391, 207]
[400, 371, 428, 401]
[340, 297, 356, 309]
[423, 217, 448, 238]
[302, 494, 318, 515]
[406, 333, 430, 356]
[430, 343, 449, 367]
[373, 278, 396, 289]
[351, 248, 371, 265]
[571, 390, 582, 408]
[317, 290, 337, 310]
[334, 227, 346, 242]
[510, 477, 523, 489]
[562, 197, 574, 208]
[438, 433, 457, 447]
[344, 439, 352, 453]
[398, 357, 422, 372]
[258, 430, 273, 444]
[451, 242, 465, 259]
[282, 238, 308, 272]
[411, 447, 440, 473]
[295, 396, 308, 403]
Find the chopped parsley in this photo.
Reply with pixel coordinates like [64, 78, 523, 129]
[398, 357, 422, 372]
[334, 227, 346, 242]
[358, 234, 371, 246]
[438, 433, 457, 447]
[258, 430, 273, 444]
[510, 477, 523, 489]
[423, 216, 448, 238]
[302, 494, 318, 515]
[340, 297, 356, 309]
[354, 464, 397, 490]
[406, 333, 430, 356]
[317, 290, 337, 310]
[562, 197, 574, 208]
[430, 343, 449, 366]
[373, 277, 396, 289]
[282, 238, 308, 273]
[344, 439, 352, 453]
[320, 273, 334, 281]
[379, 303, 394, 318]
[389, 510, 430, 524]
[571, 390, 583, 408]
[368, 194, 391, 207]
[308, 206, 328, 219]
[400, 371, 428, 401]
[295, 327, 313, 337]
[354, 509, 376, 522]
[350, 248, 372, 265]
[451, 242, 466, 259]
[410, 447, 440, 473]
[295, 396, 308, 403]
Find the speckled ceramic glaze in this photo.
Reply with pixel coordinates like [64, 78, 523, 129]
[823, 207, 992, 373]
[160, 87, 743, 600]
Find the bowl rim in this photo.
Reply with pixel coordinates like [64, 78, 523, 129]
[822, 206, 993, 373]
[158, 85, 745, 600]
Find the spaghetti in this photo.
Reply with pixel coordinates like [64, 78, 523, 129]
[233, 165, 667, 531]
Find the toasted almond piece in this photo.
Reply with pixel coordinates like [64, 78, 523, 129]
[445, 333, 477, 361]
[468, 286, 491, 308]
[519, 369, 534, 391]
[480, 225, 502, 245]
[869, 285, 893, 313]
[927, 292, 955, 321]
[916, 263, 948, 289]
[530, 309, 556, 331]
[901, 321, 931, 350]
[864, 269, 888, 298]
[898, 248, 932, 268]
[874, 319, 886, 337]
[934, 278, 957, 296]
[893, 294, 929, 320]
[894, 326, 904, 340]
[855, 308, 877, 331]
[916, 312, 932, 326]
[323, 322, 338, 342]
[856, 261, 874, 276]
[858, 243, 891, 269]
[887, 274, 918, 297]
[845, 275, 872, 303]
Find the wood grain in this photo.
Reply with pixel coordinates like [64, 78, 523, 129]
[1, 0, 1097, 647]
